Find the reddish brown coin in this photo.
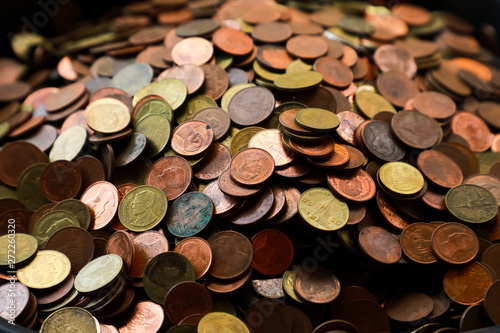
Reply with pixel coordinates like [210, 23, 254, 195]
[359, 226, 402, 264]
[444, 262, 493, 305]
[400, 222, 438, 264]
[314, 57, 353, 89]
[45, 226, 94, 274]
[44, 82, 86, 112]
[205, 267, 252, 294]
[208, 230, 253, 280]
[422, 186, 448, 211]
[391, 110, 440, 150]
[106, 230, 135, 274]
[377, 70, 419, 108]
[217, 168, 262, 198]
[251, 229, 293, 276]
[192, 107, 230, 141]
[279, 109, 316, 136]
[213, 27, 254, 56]
[146, 156, 192, 201]
[256, 45, 293, 71]
[80, 181, 119, 230]
[194, 142, 231, 181]
[327, 168, 376, 202]
[286, 35, 328, 60]
[228, 86, 275, 126]
[0, 82, 31, 102]
[385, 292, 434, 322]
[417, 150, 463, 189]
[230, 148, 275, 186]
[392, 3, 431, 26]
[431, 222, 479, 265]
[245, 299, 293, 333]
[376, 191, 409, 230]
[174, 237, 213, 280]
[229, 187, 274, 225]
[307, 143, 350, 169]
[0, 141, 48, 187]
[165, 281, 212, 325]
[74, 155, 106, 191]
[129, 230, 169, 278]
[336, 111, 365, 145]
[464, 174, 500, 206]
[361, 120, 406, 162]
[252, 21, 293, 44]
[163, 64, 205, 95]
[0, 209, 32, 235]
[294, 265, 341, 304]
[413, 91, 456, 120]
[202, 180, 240, 216]
[171, 120, 214, 157]
[36, 275, 74, 307]
[451, 112, 492, 152]
[40, 160, 82, 203]
[199, 64, 229, 101]
[374, 44, 417, 78]
[288, 136, 335, 159]
[118, 301, 164, 332]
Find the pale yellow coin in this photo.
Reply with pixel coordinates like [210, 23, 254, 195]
[32, 210, 80, 249]
[75, 254, 123, 293]
[40, 307, 97, 333]
[274, 71, 324, 91]
[198, 312, 250, 333]
[132, 78, 187, 110]
[298, 187, 349, 231]
[253, 60, 284, 82]
[282, 269, 305, 304]
[135, 114, 171, 157]
[378, 161, 425, 195]
[17, 250, 71, 289]
[0, 233, 38, 266]
[354, 90, 396, 119]
[286, 59, 313, 74]
[85, 97, 130, 133]
[221, 83, 255, 111]
[49, 125, 87, 162]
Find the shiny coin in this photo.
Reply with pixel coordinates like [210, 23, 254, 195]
[75, 254, 123, 293]
[18, 250, 71, 289]
[298, 187, 349, 231]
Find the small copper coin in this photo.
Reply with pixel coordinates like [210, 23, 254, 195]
[176, 18, 219, 37]
[202, 180, 240, 216]
[444, 262, 492, 305]
[361, 120, 406, 162]
[36, 275, 74, 307]
[286, 35, 328, 60]
[74, 155, 106, 191]
[229, 187, 274, 225]
[80, 181, 119, 230]
[279, 109, 316, 136]
[213, 27, 253, 56]
[208, 230, 253, 280]
[0, 82, 31, 102]
[385, 292, 434, 322]
[40, 160, 82, 203]
[44, 82, 86, 112]
[377, 70, 419, 108]
[314, 57, 353, 88]
[164, 64, 205, 95]
[194, 143, 231, 180]
[217, 168, 262, 197]
[146, 156, 192, 201]
[400, 222, 438, 264]
[106, 230, 135, 274]
[171, 120, 213, 157]
[376, 191, 409, 230]
[327, 168, 376, 202]
[174, 237, 213, 280]
[165, 281, 212, 325]
[252, 229, 293, 276]
[230, 148, 275, 186]
[288, 136, 335, 159]
[391, 110, 440, 150]
[256, 45, 293, 71]
[431, 222, 479, 265]
[228, 86, 275, 126]
[417, 150, 463, 188]
[294, 265, 341, 304]
[413, 91, 456, 120]
[392, 3, 431, 26]
[336, 111, 365, 145]
[0, 141, 48, 187]
[359, 226, 402, 264]
[119, 301, 164, 332]
[308, 143, 350, 169]
[205, 267, 252, 294]
[252, 21, 292, 44]
[481, 244, 500, 279]
[130, 230, 169, 278]
[192, 107, 230, 141]
[484, 280, 500, 324]
[245, 299, 292, 333]
[374, 44, 417, 78]
[451, 112, 492, 152]
[199, 64, 229, 101]
[172, 38, 213, 66]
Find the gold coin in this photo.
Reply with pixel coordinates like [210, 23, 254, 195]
[16, 163, 50, 211]
[132, 78, 187, 111]
[354, 90, 396, 119]
[216, 53, 233, 69]
[198, 312, 250, 333]
[221, 83, 255, 111]
[85, 98, 130, 133]
[298, 187, 349, 231]
[253, 60, 283, 82]
[274, 71, 323, 91]
[282, 268, 305, 304]
[0, 123, 9, 140]
[133, 96, 173, 126]
[39, 289, 79, 313]
[118, 185, 168, 232]
[18, 250, 71, 289]
[135, 114, 171, 157]
[176, 94, 217, 124]
[49, 125, 87, 162]
[0, 233, 38, 266]
[286, 59, 313, 74]
[295, 108, 340, 132]
[33, 210, 80, 249]
[378, 161, 425, 195]
[230, 126, 265, 156]
[40, 307, 97, 333]
[75, 254, 123, 293]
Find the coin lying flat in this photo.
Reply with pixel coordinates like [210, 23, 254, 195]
[40, 307, 98, 333]
[298, 187, 349, 231]
[18, 250, 71, 289]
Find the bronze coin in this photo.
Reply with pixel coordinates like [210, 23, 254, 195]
[228, 86, 275, 126]
[294, 265, 341, 304]
[274, 158, 311, 179]
[392, 3, 431, 26]
[202, 180, 240, 216]
[256, 44, 293, 72]
[129, 25, 170, 45]
[61, 110, 94, 136]
[146, 156, 193, 201]
[385, 292, 434, 322]
[207, 230, 253, 280]
[422, 185, 448, 211]
[374, 44, 417, 78]
[417, 150, 463, 189]
[336, 111, 364, 145]
[192, 107, 231, 141]
[279, 109, 316, 136]
[176, 18, 219, 37]
[171, 120, 214, 157]
[444, 262, 492, 305]
[8, 115, 44, 139]
[376, 70, 419, 108]
[213, 27, 254, 56]
[36, 275, 74, 307]
[341, 145, 365, 170]
[129, 230, 169, 278]
[174, 237, 213, 280]
[391, 110, 440, 150]
[194, 143, 231, 180]
[361, 120, 406, 162]
[359, 226, 402, 264]
[251, 21, 293, 44]
[165, 281, 212, 324]
[376, 191, 409, 230]
[205, 267, 252, 294]
[0, 141, 48, 187]
[229, 186, 274, 225]
[217, 168, 262, 198]
[80, 181, 119, 230]
[286, 35, 328, 60]
[308, 143, 350, 169]
[106, 230, 135, 274]
[230, 148, 275, 186]
[0, 282, 30, 321]
[118, 301, 165, 332]
[45, 226, 94, 274]
[289, 21, 323, 35]
[314, 57, 353, 89]
[481, 244, 500, 279]
[163, 64, 205, 95]
[0, 82, 31, 103]
[199, 64, 229, 101]
[400, 222, 438, 264]
[327, 168, 376, 203]
[288, 136, 335, 159]
[114, 133, 147, 167]
[44, 82, 86, 112]
[484, 280, 500, 325]
[295, 86, 337, 112]
[252, 229, 293, 276]
[451, 112, 492, 152]
[74, 155, 106, 191]
[434, 142, 478, 179]
[431, 222, 479, 265]
[412, 91, 456, 120]
[40, 160, 82, 202]
[245, 299, 293, 333]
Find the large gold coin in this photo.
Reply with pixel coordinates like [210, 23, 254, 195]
[40, 307, 98, 333]
[132, 78, 187, 111]
[295, 108, 340, 132]
[118, 185, 168, 232]
[0, 233, 38, 266]
[32, 210, 80, 249]
[274, 71, 323, 91]
[17, 250, 71, 289]
[133, 96, 173, 126]
[378, 161, 425, 195]
[75, 254, 123, 293]
[198, 312, 250, 333]
[86, 97, 130, 133]
[354, 90, 396, 119]
[135, 114, 171, 157]
[298, 187, 349, 231]
[49, 125, 87, 162]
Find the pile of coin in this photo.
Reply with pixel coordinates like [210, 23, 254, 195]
[1, 0, 500, 332]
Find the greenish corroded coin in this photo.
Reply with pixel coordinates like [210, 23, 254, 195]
[32, 210, 80, 249]
[53, 199, 92, 230]
[135, 114, 171, 157]
[75, 254, 123, 293]
[16, 163, 50, 211]
[274, 71, 323, 91]
[354, 90, 396, 119]
[0, 233, 38, 266]
[133, 96, 173, 126]
[446, 184, 499, 223]
[118, 185, 168, 232]
[132, 78, 187, 111]
[221, 83, 255, 111]
[176, 94, 217, 125]
[167, 192, 214, 238]
[298, 187, 349, 231]
[49, 125, 87, 162]
[143, 252, 195, 304]
[295, 108, 340, 132]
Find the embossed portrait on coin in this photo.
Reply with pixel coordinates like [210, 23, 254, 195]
[441, 231, 475, 258]
[130, 190, 158, 227]
[409, 231, 431, 254]
[338, 176, 363, 197]
[38, 217, 74, 246]
[184, 125, 204, 152]
[85, 187, 115, 220]
[157, 166, 187, 190]
[238, 158, 264, 180]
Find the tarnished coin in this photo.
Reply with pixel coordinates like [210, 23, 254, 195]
[359, 226, 402, 264]
[167, 192, 213, 238]
[431, 222, 478, 265]
[252, 229, 294, 276]
[118, 185, 168, 232]
[228, 86, 275, 126]
[18, 250, 71, 289]
[105, 230, 134, 274]
[114, 133, 147, 167]
[111, 63, 153, 96]
[274, 71, 324, 92]
[146, 156, 192, 201]
[165, 281, 212, 324]
[451, 112, 492, 153]
[0, 282, 30, 322]
[75, 254, 123, 293]
[163, 64, 205, 95]
[377, 70, 418, 108]
[16, 163, 51, 211]
[132, 78, 187, 111]
[400, 223, 438, 264]
[298, 187, 349, 231]
[446, 184, 498, 223]
[192, 107, 230, 141]
[385, 292, 434, 322]
[417, 150, 463, 188]
[194, 142, 231, 180]
[294, 265, 341, 304]
[0, 233, 38, 266]
[135, 114, 171, 157]
[33, 210, 80, 248]
[208, 230, 253, 280]
[171, 120, 213, 157]
[374, 44, 417, 78]
[230, 148, 275, 186]
[40, 307, 98, 333]
[391, 110, 440, 150]
[444, 262, 492, 305]
[49, 125, 87, 162]
[40, 160, 82, 203]
[129, 230, 169, 278]
[174, 237, 213, 280]
[86, 97, 131, 134]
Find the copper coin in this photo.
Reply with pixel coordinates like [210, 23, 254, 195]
[45, 226, 94, 274]
[336, 111, 364, 145]
[199, 64, 229, 101]
[229, 186, 274, 225]
[129, 25, 170, 45]
[256, 45, 293, 71]
[118, 301, 164, 332]
[392, 3, 431, 26]
[213, 27, 253, 56]
[167, 191, 213, 238]
[164, 64, 205, 95]
[434, 142, 478, 180]
[417, 150, 463, 188]
[288, 136, 335, 159]
[400, 222, 438, 264]
[129, 230, 169, 278]
[146, 156, 193, 201]
[251, 229, 293, 276]
[484, 280, 500, 324]
[0, 282, 30, 321]
[295, 86, 337, 112]
[481, 244, 500, 279]
[366, 14, 408, 42]
[80, 181, 119, 230]
[385, 292, 434, 322]
[279, 109, 316, 136]
[36, 275, 74, 307]
[286, 35, 328, 60]
[208, 230, 253, 280]
[341, 145, 365, 170]
[252, 21, 293, 44]
[8, 115, 44, 138]
[174, 237, 212, 280]
[45, 93, 89, 123]
[245, 299, 293, 333]
[114, 133, 147, 167]
[431, 222, 479, 265]
[44, 82, 86, 112]
[307, 143, 350, 169]
[359, 226, 402, 264]
[451, 112, 492, 152]
[261, 185, 287, 223]
[106, 230, 135, 274]
[217, 168, 262, 198]
[192, 107, 230, 141]
[391, 110, 440, 150]
[0, 209, 33, 235]
[444, 262, 493, 305]
[274, 158, 311, 179]
[0, 82, 31, 103]
[61, 110, 94, 135]
[74, 155, 106, 191]
[194, 143, 231, 180]
[294, 265, 341, 304]
[361, 120, 406, 162]
[289, 21, 323, 35]
[171, 120, 213, 157]
[314, 57, 353, 89]
[0, 198, 25, 215]
[313, 320, 358, 333]
[0, 102, 20, 123]
[201, 180, 240, 216]
[327, 168, 376, 202]
[412, 91, 456, 120]
[0, 141, 48, 187]
[172, 37, 213, 66]
[478, 101, 500, 130]
[24, 87, 59, 109]
[40, 160, 82, 202]
[374, 44, 417, 78]
[376, 191, 409, 230]
[230, 148, 275, 186]
[422, 186, 448, 211]
[228, 86, 275, 126]
[165, 281, 212, 324]
[377, 70, 419, 108]
[249, 129, 296, 168]
[205, 267, 252, 294]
